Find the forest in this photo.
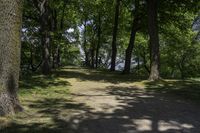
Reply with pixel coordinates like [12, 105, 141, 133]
[0, 0, 200, 133]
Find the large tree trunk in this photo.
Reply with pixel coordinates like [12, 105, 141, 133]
[40, 0, 51, 75]
[147, 0, 160, 81]
[0, 0, 23, 116]
[110, 0, 121, 71]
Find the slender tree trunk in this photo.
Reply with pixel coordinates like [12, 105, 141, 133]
[123, 0, 140, 74]
[54, 2, 67, 68]
[50, 9, 59, 69]
[110, 0, 121, 71]
[83, 19, 90, 67]
[178, 55, 186, 79]
[56, 45, 61, 67]
[0, 0, 23, 116]
[140, 49, 150, 74]
[30, 44, 34, 71]
[147, 0, 160, 81]
[40, 0, 51, 75]
[137, 56, 140, 72]
[91, 48, 95, 69]
[96, 13, 101, 68]
[123, 30, 137, 74]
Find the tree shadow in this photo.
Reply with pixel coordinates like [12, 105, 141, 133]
[53, 67, 145, 84]
[1, 86, 200, 133]
[68, 86, 200, 133]
[19, 74, 71, 90]
[2, 67, 200, 132]
[59, 86, 200, 133]
[0, 98, 92, 133]
[143, 79, 200, 102]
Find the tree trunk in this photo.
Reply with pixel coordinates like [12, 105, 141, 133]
[96, 13, 101, 68]
[137, 56, 140, 75]
[0, 0, 23, 116]
[91, 48, 95, 69]
[50, 8, 59, 69]
[40, 0, 51, 75]
[140, 49, 150, 74]
[83, 19, 90, 67]
[123, 30, 137, 74]
[123, 0, 140, 74]
[147, 0, 160, 81]
[110, 0, 121, 71]
[56, 45, 61, 67]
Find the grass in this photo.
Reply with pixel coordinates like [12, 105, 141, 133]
[0, 70, 73, 133]
[0, 66, 200, 132]
[133, 79, 200, 102]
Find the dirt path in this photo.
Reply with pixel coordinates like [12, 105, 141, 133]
[64, 69, 200, 133]
[1, 67, 200, 133]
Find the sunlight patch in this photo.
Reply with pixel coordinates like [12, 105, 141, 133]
[158, 120, 194, 131]
[133, 119, 152, 131]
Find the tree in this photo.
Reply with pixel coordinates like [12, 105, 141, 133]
[0, 0, 23, 115]
[39, 0, 51, 75]
[147, 0, 160, 81]
[95, 12, 102, 68]
[110, 0, 121, 71]
[123, 0, 140, 74]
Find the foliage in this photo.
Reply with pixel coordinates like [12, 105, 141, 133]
[21, 0, 200, 78]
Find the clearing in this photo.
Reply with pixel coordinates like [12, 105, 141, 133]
[0, 66, 200, 133]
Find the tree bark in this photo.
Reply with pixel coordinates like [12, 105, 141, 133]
[140, 50, 150, 74]
[147, 0, 160, 81]
[110, 0, 121, 71]
[123, 0, 140, 74]
[83, 19, 90, 67]
[50, 8, 58, 69]
[123, 30, 137, 74]
[91, 48, 95, 69]
[0, 0, 23, 116]
[40, 0, 51, 75]
[96, 13, 101, 68]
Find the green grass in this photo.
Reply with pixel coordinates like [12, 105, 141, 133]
[19, 73, 71, 97]
[1, 66, 200, 132]
[134, 79, 200, 102]
[0, 70, 73, 133]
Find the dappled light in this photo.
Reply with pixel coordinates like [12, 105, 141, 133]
[1, 67, 200, 133]
[0, 0, 200, 132]
[53, 67, 145, 84]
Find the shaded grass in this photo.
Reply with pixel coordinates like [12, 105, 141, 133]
[134, 79, 200, 102]
[1, 66, 200, 133]
[0, 70, 73, 133]
[53, 66, 146, 84]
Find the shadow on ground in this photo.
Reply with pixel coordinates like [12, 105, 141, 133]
[143, 80, 200, 102]
[19, 73, 71, 90]
[1, 67, 200, 133]
[1, 86, 200, 133]
[53, 67, 145, 84]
